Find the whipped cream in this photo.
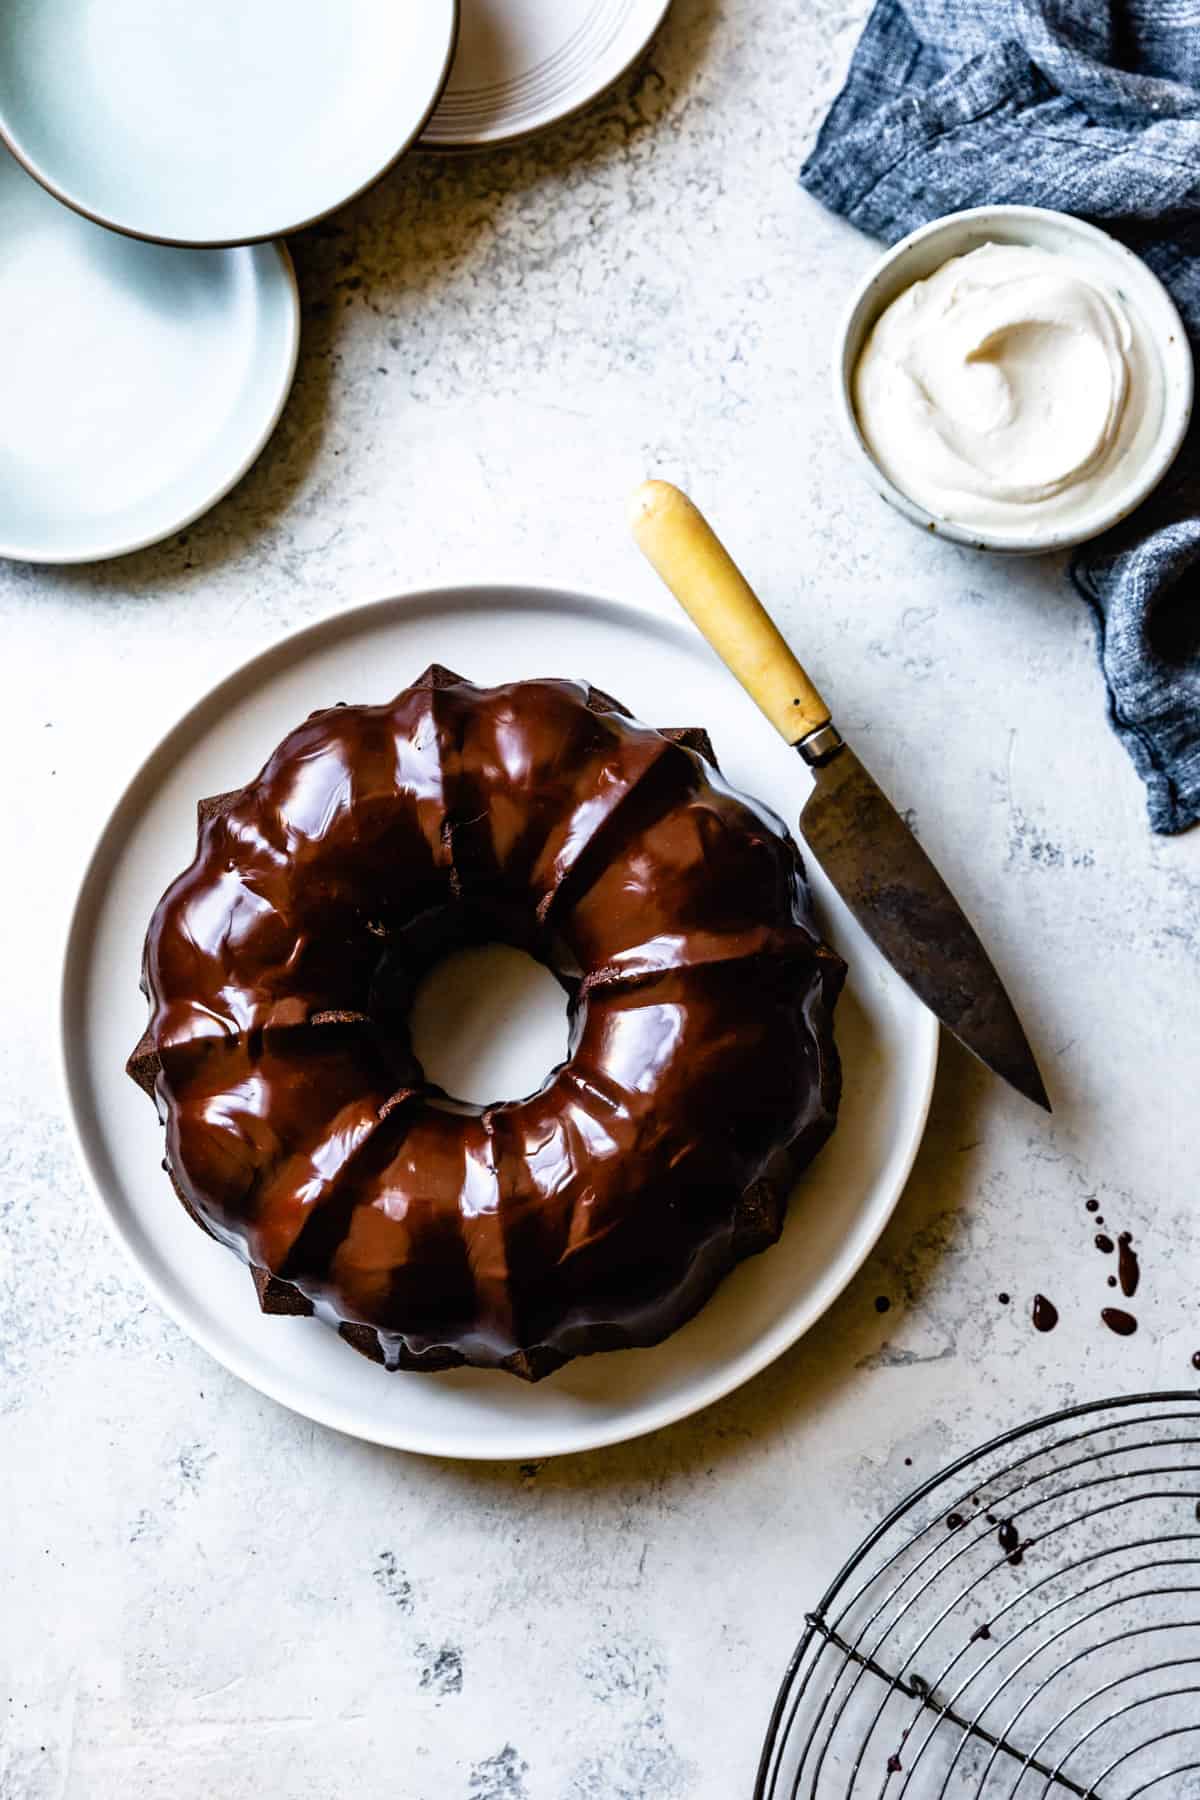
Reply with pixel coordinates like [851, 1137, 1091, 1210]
[853, 242, 1163, 540]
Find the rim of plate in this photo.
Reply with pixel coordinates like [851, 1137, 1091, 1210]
[0, 242, 300, 566]
[0, 2, 460, 248]
[422, 0, 671, 151]
[59, 583, 938, 1458]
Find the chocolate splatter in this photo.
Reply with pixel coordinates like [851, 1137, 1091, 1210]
[875, 1296, 891, 1314]
[1094, 1234, 1115, 1254]
[972, 1623, 992, 1641]
[1085, 1198, 1099, 1213]
[1192, 1353, 1200, 1372]
[998, 1292, 1010, 1305]
[1102, 1308, 1138, 1337]
[997, 1519, 1024, 1565]
[946, 1513, 966, 1531]
[1032, 1294, 1059, 1332]
[1118, 1233, 1140, 1298]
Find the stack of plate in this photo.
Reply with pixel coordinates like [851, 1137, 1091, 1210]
[0, 0, 669, 563]
[422, 0, 672, 149]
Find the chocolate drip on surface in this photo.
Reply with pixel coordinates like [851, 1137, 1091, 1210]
[996, 1519, 1025, 1564]
[1032, 1294, 1059, 1332]
[1102, 1307, 1138, 1337]
[1118, 1232, 1140, 1298]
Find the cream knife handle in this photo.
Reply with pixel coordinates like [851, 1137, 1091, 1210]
[629, 480, 832, 748]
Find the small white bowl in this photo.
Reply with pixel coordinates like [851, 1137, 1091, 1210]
[834, 205, 1194, 554]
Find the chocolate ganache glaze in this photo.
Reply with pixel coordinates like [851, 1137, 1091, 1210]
[127, 667, 845, 1380]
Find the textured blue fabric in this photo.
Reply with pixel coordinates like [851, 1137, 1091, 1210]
[802, 1, 1200, 833]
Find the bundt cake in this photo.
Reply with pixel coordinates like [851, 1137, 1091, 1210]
[127, 667, 845, 1380]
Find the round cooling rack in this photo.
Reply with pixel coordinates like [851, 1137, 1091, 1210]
[757, 1393, 1200, 1800]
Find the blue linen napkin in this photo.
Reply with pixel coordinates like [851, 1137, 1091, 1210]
[802, 1, 1200, 834]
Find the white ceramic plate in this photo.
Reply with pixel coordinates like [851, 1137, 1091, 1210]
[0, 149, 299, 565]
[423, 0, 670, 148]
[61, 586, 938, 1460]
[0, 0, 459, 246]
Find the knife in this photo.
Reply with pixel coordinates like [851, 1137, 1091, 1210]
[629, 479, 1050, 1112]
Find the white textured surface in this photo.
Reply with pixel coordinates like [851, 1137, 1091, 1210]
[3, 1, 1200, 1794]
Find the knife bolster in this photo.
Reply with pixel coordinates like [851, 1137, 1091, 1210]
[797, 722, 845, 769]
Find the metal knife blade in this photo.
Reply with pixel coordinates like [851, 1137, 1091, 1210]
[629, 478, 1051, 1111]
[800, 739, 1049, 1110]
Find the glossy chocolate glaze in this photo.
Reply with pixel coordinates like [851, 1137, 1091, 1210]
[997, 1519, 1025, 1565]
[1101, 1306, 1138, 1337]
[1117, 1231, 1140, 1298]
[128, 668, 845, 1378]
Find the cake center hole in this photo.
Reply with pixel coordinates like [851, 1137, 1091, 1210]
[409, 944, 571, 1107]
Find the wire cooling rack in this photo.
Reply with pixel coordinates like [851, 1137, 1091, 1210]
[756, 1394, 1200, 1800]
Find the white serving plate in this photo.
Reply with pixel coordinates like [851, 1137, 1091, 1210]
[60, 586, 938, 1460]
[0, 148, 299, 565]
[0, 0, 459, 246]
[423, 0, 670, 148]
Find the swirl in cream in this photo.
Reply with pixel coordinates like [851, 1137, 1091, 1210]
[853, 243, 1163, 539]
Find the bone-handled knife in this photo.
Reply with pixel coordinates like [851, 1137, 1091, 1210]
[630, 479, 1050, 1111]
